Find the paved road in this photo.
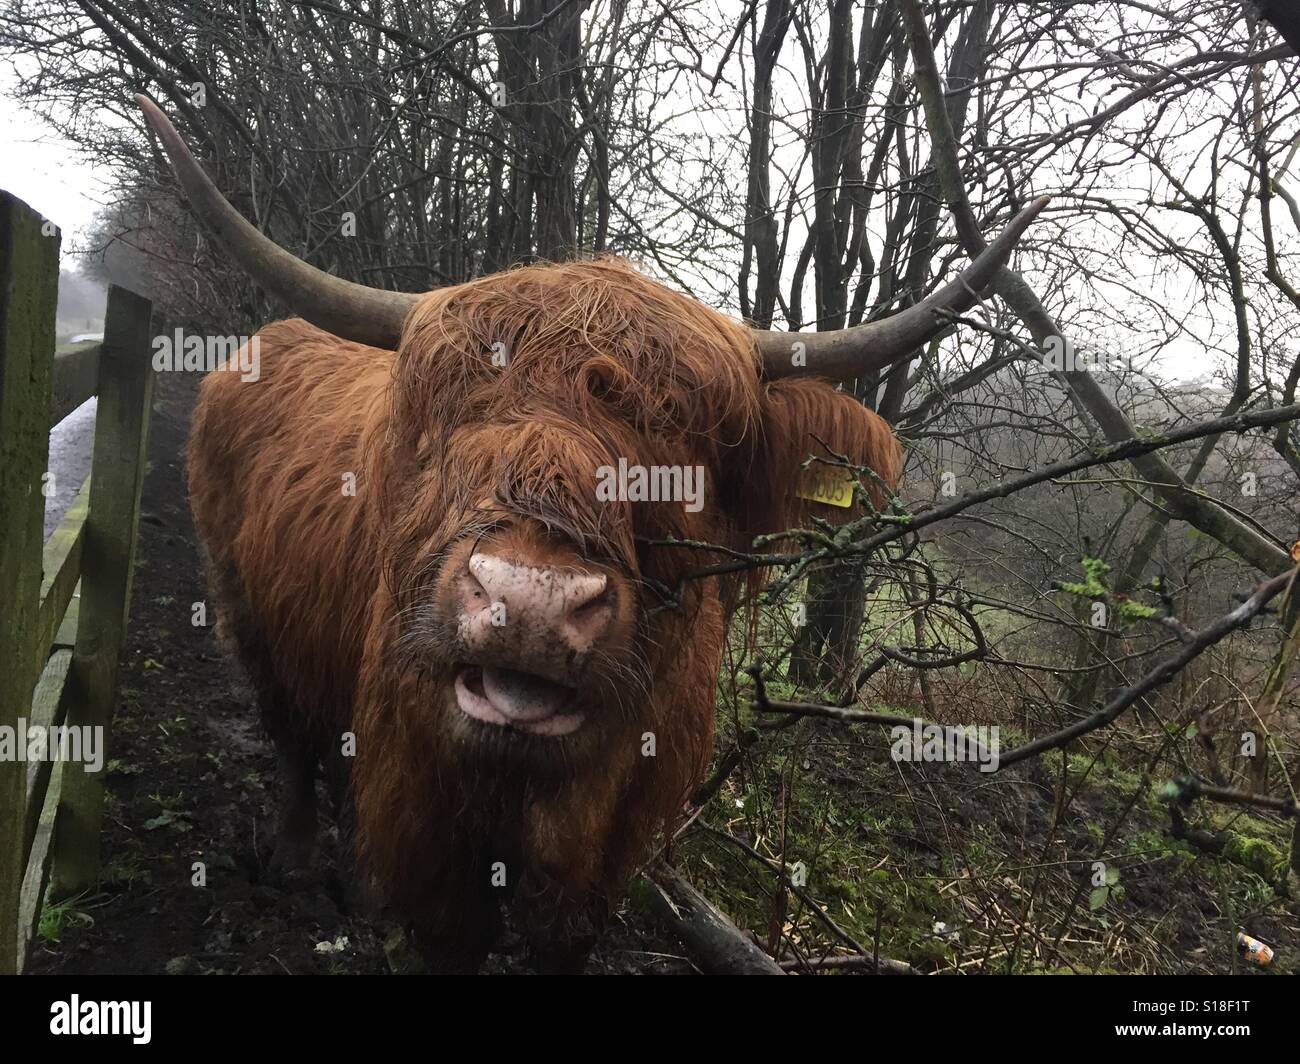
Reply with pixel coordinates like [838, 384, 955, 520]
[44, 397, 96, 539]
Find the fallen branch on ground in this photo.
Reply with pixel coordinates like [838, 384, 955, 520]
[1168, 805, 1292, 891]
[641, 865, 784, 975]
[778, 953, 919, 975]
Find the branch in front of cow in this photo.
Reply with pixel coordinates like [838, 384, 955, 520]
[663, 402, 1300, 599]
[992, 568, 1298, 771]
[634, 532, 858, 617]
[801, 432, 903, 517]
[636, 442, 910, 610]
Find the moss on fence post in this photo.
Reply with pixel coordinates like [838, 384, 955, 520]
[50, 284, 154, 899]
[0, 193, 58, 974]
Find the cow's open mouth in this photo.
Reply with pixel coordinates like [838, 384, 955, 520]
[452, 664, 585, 737]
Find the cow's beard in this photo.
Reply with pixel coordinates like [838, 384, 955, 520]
[352, 579, 717, 917]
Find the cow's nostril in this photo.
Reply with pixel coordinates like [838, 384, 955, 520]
[458, 568, 492, 614]
[567, 574, 609, 614]
[564, 577, 613, 647]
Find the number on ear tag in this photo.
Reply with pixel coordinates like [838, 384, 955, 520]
[796, 469, 855, 508]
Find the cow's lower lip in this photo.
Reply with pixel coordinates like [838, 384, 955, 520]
[452, 665, 585, 737]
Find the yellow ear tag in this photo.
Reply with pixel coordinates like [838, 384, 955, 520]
[796, 469, 856, 508]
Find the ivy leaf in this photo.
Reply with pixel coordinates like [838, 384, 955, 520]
[143, 810, 189, 831]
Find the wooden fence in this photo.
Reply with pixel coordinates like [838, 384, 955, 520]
[0, 191, 154, 974]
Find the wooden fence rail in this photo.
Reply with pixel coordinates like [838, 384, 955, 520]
[0, 191, 154, 974]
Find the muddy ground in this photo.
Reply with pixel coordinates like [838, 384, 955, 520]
[29, 369, 686, 975]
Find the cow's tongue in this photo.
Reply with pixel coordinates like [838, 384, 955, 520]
[479, 666, 572, 722]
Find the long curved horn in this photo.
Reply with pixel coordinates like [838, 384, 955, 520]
[755, 196, 1049, 381]
[136, 95, 417, 349]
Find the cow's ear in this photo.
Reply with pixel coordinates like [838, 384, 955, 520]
[734, 378, 903, 544]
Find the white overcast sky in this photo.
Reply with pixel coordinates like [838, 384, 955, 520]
[0, 67, 104, 252]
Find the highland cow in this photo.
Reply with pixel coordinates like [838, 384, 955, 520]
[138, 95, 1042, 971]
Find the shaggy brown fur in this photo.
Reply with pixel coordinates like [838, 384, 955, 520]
[188, 257, 902, 970]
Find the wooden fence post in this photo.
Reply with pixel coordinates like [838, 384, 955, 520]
[0, 193, 59, 974]
[49, 284, 154, 898]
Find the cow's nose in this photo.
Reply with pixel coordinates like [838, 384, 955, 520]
[461, 552, 612, 651]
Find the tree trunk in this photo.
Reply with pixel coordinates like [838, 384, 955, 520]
[790, 561, 868, 691]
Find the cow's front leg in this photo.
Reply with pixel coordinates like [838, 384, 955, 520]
[268, 739, 318, 876]
[402, 868, 502, 974]
[406, 912, 499, 974]
[515, 873, 607, 974]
